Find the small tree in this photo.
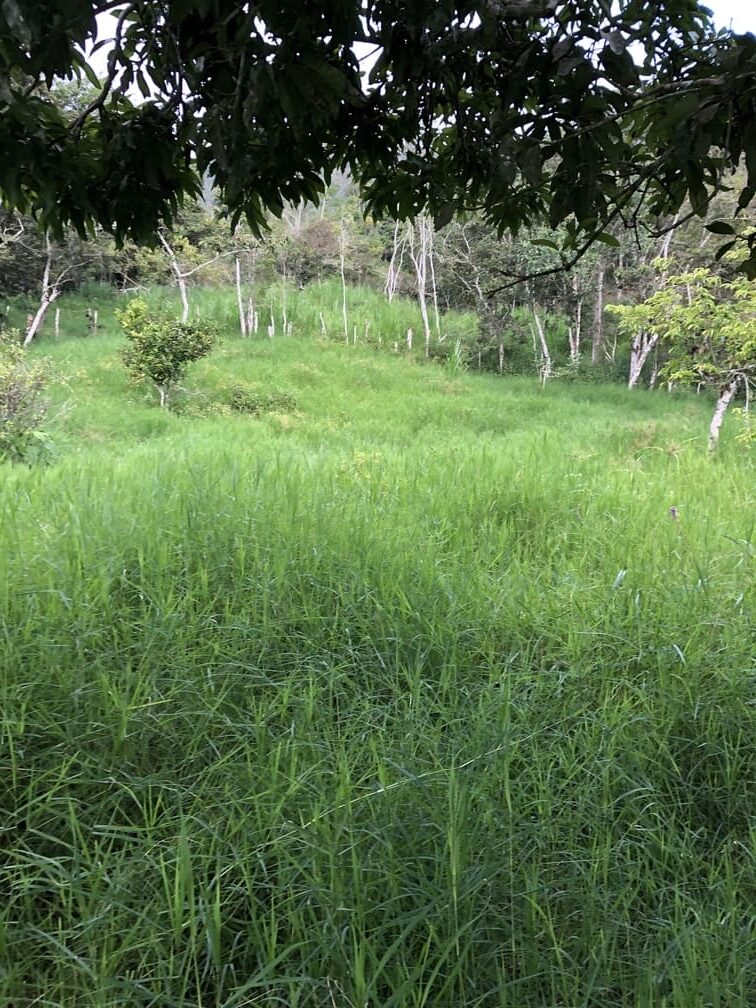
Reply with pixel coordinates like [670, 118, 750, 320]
[608, 269, 756, 449]
[0, 330, 51, 462]
[117, 299, 217, 408]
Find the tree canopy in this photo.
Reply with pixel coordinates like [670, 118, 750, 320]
[2, 1, 756, 261]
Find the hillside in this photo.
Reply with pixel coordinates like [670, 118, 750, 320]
[1, 289, 755, 1007]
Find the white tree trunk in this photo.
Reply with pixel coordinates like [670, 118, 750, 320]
[24, 239, 55, 346]
[408, 220, 431, 356]
[157, 231, 190, 322]
[569, 289, 582, 362]
[235, 255, 247, 337]
[384, 221, 405, 302]
[339, 221, 349, 342]
[708, 377, 739, 451]
[628, 330, 659, 388]
[24, 290, 59, 346]
[425, 217, 441, 338]
[531, 307, 552, 383]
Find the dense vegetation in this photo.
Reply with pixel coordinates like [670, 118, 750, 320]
[1, 287, 754, 1006]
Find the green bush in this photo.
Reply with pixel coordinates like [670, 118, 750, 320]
[0, 330, 52, 463]
[117, 298, 217, 408]
[229, 385, 298, 415]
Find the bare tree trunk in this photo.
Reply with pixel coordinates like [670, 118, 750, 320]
[628, 330, 659, 388]
[339, 221, 349, 342]
[591, 264, 605, 365]
[498, 337, 504, 374]
[235, 255, 247, 337]
[158, 231, 190, 322]
[425, 217, 441, 338]
[24, 239, 55, 346]
[54, 306, 60, 339]
[281, 264, 289, 335]
[569, 288, 582, 363]
[384, 221, 405, 302]
[708, 377, 739, 451]
[408, 220, 431, 356]
[531, 307, 552, 383]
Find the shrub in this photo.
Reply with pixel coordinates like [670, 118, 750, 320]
[229, 385, 298, 415]
[0, 330, 52, 463]
[117, 298, 217, 408]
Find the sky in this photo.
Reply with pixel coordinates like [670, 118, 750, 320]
[705, 0, 755, 32]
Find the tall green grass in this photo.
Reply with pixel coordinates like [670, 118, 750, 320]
[1, 288, 754, 1006]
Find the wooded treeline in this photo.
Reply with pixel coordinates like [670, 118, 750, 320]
[3, 168, 754, 389]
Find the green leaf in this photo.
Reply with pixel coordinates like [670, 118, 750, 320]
[706, 220, 736, 235]
[594, 231, 621, 247]
[530, 238, 559, 250]
[433, 203, 454, 229]
[714, 239, 738, 260]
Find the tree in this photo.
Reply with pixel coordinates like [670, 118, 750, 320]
[607, 268, 756, 449]
[2, 2, 756, 271]
[117, 298, 217, 408]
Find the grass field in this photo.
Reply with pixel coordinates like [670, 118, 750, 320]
[1, 288, 754, 1006]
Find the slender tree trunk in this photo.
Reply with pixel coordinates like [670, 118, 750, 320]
[24, 291, 59, 346]
[339, 221, 349, 342]
[24, 239, 54, 346]
[425, 217, 441, 338]
[408, 220, 431, 356]
[384, 221, 405, 302]
[591, 264, 605, 365]
[708, 377, 739, 450]
[157, 231, 190, 322]
[531, 307, 552, 383]
[235, 255, 247, 337]
[570, 289, 582, 362]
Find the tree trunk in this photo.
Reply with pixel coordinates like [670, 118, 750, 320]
[425, 216, 441, 338]
[24, 239, 54, 346]
[384, 221, 405, 302]
[235, 255, 247, 337]
[408, 220, 431, 356]
[24, 289, 59, 346]
[339, 222, 349, 342]
[591, 264, 605, 365]
[628, 330, 659, 388]
[570, 290, 582, 363]
[708, 377, 739, 451]
[157, 231, 190, 322]
[531, 307, 552, 383]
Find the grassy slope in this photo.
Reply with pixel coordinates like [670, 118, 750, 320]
[1, 290, 755, 1007]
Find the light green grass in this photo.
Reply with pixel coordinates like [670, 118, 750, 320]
[1, 286, 754, 1006]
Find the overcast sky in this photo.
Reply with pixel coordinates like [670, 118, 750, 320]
[705, 0, 755, 32]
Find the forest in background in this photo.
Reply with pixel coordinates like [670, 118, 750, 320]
[2, 177, 753, 373]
